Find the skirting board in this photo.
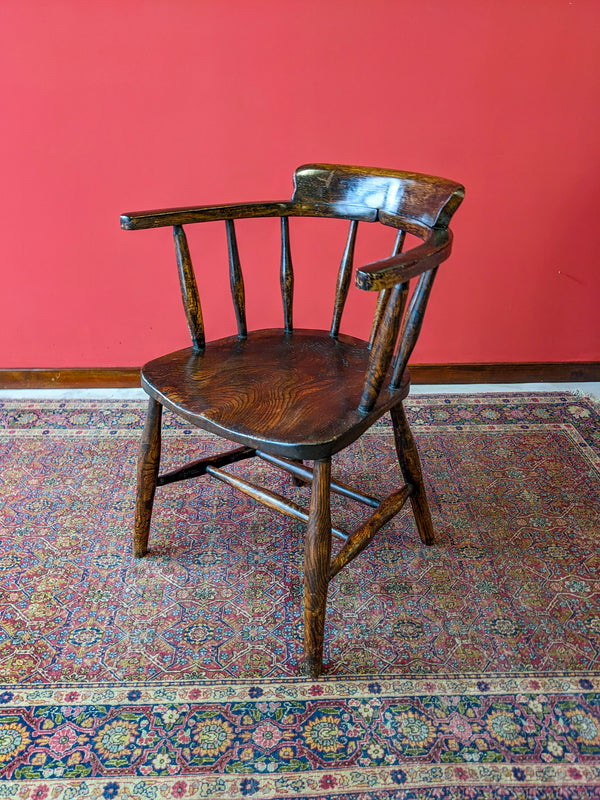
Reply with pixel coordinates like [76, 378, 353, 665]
[1, 363, 599, 389]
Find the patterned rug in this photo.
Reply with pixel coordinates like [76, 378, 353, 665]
[1, 392, 600, 797]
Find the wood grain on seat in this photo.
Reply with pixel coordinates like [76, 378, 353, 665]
[142, 329, 409, 460]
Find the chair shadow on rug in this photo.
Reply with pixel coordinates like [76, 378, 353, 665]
[120, 163, 465, 678]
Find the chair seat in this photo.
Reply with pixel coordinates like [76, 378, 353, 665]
[142, 328, 409, 460]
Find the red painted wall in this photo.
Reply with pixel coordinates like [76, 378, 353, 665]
[2, 0, 599, 368]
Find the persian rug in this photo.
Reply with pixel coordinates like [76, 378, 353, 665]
[1, 392, 600, 798]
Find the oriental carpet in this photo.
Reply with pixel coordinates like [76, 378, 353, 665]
[1, 392, 600, 798]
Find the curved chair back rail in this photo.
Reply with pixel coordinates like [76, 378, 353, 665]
[121, 163, 464, 678]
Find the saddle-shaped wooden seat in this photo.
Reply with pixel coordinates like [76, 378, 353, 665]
[142, 330, 410, 459]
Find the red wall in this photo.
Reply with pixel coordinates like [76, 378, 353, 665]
[2, 0, 599, 368]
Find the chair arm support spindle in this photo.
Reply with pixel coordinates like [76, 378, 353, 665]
[390, 268, 438, 388]
[369, 289, 391, 350]
[368, 229, 406, 349]
[359, 282, 408, 414]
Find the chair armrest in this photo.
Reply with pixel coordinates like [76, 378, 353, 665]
[355, 228, 453, 291]
[120, 200, 380, 230]
[120, 201, 294, 230]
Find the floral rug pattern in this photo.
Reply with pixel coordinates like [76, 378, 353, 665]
[1, 392, 600, 797]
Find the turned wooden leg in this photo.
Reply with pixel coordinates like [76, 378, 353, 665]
[133, 396, 162, 558]
[390, 403, 435, 546]
[303, 458, 332, 678]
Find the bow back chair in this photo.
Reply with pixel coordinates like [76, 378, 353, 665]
[121, 163, 464, 678]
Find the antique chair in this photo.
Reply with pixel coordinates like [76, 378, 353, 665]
[120, 163, 464, 678]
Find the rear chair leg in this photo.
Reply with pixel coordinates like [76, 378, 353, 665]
[303, 458, 332, 678]
[133, 396, 162, 558]
[290, 458, 308, 486]
[390, 403, 435, 545]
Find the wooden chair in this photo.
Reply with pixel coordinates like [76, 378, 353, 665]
[120, 163, 464, 678]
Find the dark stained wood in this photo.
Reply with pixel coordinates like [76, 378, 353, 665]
[330, 220, 358, 337]
[295, 201, 377, 221]
[120, 200, 378, 231]
[121, 162, 466, 677]
[204, 462, 348, 540]
[377, 211, 432, 237]
[3, 362, 599, 389]
[303, 458, 332, 678]
[280, 217, 294, 332]
[157, 445, 255, 486]
[412, 362, 600, 383]
[289, 458, 308, 486]
[133, 397, 162, 558]
[292, 164, 465, 229]
[173, 225, 205, 351]
[0, 368, 142, 388]
[225, 219, 247, 338]
[141, 330, 410, 461]
[359, 283, 408, 414]
[390, 403, 435, 545]
[391, 268, 438, 389]
[256, 450, 381, 507]
[392, 228, 407, 255]
[329, 484, 413, 579]
[368, 229, 405, 349]
[369, 289, 390, 350]
[355, 228, 452, 291]
[121, 202, 293, 230]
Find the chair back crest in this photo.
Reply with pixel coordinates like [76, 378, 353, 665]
[292, 163, 464, 230]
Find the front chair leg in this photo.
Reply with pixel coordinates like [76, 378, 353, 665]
[390, 403, 435, 546]
[133, 396, 162, 558]
[303, 458, 332, 678]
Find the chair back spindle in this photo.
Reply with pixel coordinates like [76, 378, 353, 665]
[330, 220, 359, 338]
[368, 228, 406, 349]
[173, 225, 205, 351]
[225, 219, 247, 338]
[280, 217, 294, 332]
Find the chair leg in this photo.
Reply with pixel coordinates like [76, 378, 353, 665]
[303, 458, 332, 678]
[133, 396, 162, 558]
[290, 459, 308, 486]
[390, 403, 435, 546]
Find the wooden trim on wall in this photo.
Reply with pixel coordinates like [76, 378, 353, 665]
[410, 362, 600, 384]
[0, 363, 599, 389]
[0, 368, 141, 389]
